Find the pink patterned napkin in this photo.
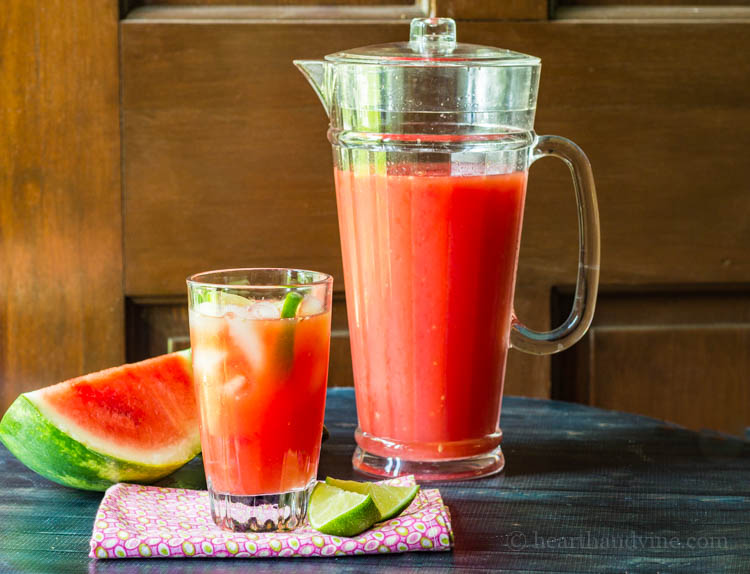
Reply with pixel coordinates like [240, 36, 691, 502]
[89, 475, 453, 559]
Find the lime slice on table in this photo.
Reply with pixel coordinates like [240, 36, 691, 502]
[326, 477, 420, 521]
[308, 483, 381, 537]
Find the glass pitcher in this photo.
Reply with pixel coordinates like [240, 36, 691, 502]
[296, 18, 600, 481]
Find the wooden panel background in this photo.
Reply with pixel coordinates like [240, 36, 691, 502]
[0, 0, 123, 413]
[552, 288, 750, 436]
[129, 0, 547, 21]
[559, 0, 749, 6]
[140, 0, 415, 5]
[434, 0, 548, 19]
[125, 0, 548, 20]
[120, 14, 750, 409]
[1, 3, 746, 432]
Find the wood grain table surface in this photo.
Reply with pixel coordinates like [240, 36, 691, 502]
[1, 388, 748, 573]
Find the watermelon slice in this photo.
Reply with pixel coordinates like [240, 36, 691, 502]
[0, 349, 200, 491]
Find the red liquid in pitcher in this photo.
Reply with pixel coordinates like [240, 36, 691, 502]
[335, 166, 527, 461]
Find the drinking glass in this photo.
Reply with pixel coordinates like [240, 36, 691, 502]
[187, 268, 333, 531]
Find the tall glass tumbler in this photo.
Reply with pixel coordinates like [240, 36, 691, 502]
[187, 268, 333, 531]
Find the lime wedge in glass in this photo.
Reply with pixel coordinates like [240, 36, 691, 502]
[308, 483, 381, 537]
[195, 291, 253, 317]
[278, 291, 304, 368]
[325, 477, 420, 521]
[219, 292, 254, 307]
[281, 291, 304, 318]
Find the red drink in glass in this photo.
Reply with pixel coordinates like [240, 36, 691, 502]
[187, 269, 332, 531]
[190, 311, 331, 494]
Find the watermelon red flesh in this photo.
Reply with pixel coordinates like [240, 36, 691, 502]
[36, 352, 197, 456]
[0, 350, 201, 490]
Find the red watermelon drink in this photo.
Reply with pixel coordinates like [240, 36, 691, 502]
[336, 165, 527, 480]
[298, 16, 601, 482]
[187, 269, 333, 532]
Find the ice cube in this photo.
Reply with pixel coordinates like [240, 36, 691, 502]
[226, 314, 266, 372]
[223, 304, 251, 319]
[192, 347, 226, 375]
[299, 295, 325, 317]
[223, 375, 247, 398]
[247, 300, 281, 320]
[195, 302, 224, 318]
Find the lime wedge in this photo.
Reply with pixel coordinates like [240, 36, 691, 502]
[195, 291, 252, 317]
[325, 477, 420, 521]
[278, 291, 303, 367]
[219, 292, 253, 307]
[281, 291, 304, 319]
[308, 483, 381, 537]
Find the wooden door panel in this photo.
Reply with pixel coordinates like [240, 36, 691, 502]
[2, 1, 746, 429]
[559, 0, 749, 6]
[593, 327, 749, 437]
[0, 0, 123, 413]
[140, 0, 415, 5]
[121, 23, 406, 298]
[128, 1, 547, 20]
[121, 16, 750, 402]
[552, 289, 750, 436]
[121, 20, 750, 296]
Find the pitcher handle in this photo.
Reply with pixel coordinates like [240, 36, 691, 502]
[510, 134, 601, 355]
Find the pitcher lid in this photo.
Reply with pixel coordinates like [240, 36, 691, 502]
[326, 18, 539, 67]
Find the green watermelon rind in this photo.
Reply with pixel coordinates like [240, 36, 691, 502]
[0, 394, 198, 492]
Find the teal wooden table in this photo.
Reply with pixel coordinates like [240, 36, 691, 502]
[1, 388, 749, 573]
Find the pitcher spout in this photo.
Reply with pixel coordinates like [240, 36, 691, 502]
[294, 59, 330, 117]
